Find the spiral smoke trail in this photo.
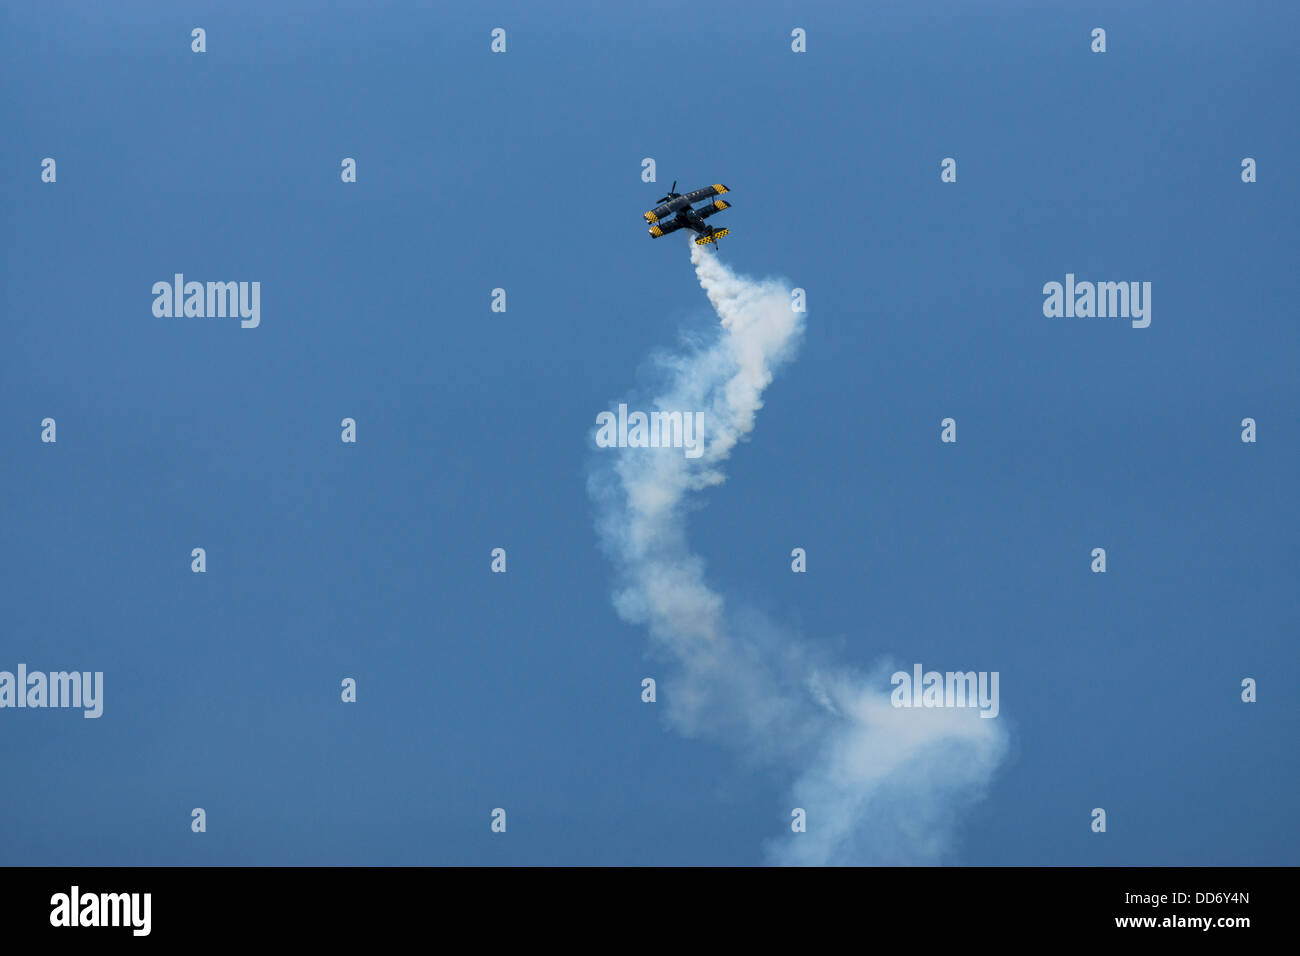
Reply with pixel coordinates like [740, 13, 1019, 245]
[589, 241, 1006, 864]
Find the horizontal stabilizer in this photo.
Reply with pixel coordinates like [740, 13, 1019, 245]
[694, 228, 730, 245]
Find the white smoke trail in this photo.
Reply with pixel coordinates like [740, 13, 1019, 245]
[590, 241, 1006, 864]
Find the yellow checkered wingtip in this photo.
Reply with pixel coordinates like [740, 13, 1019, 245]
[713, 184, 728, 194]
[648, 225, 664, 237]
[644, 210, 658, 223]
[714, 199, 729, 210]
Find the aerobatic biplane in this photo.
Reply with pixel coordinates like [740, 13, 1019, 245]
[644, 181, 731, 247]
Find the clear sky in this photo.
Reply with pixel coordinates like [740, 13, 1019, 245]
[2, 0, 1297, 865]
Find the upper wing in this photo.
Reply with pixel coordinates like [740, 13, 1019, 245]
[681, 183, 729, 205]
[648, 218, 686, 238]
[644, 196, 690, 223]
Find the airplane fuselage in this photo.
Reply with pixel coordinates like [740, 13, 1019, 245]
[665, 204, 709, 236]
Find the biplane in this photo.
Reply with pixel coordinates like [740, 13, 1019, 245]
[644, 181, 731, 246]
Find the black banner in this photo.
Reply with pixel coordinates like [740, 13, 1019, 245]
[0, 866, 1280, 942]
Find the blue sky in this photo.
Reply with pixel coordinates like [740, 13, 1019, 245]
[2, 0, 1297, 865]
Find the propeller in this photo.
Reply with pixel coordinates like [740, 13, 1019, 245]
[655, 180, 679, 204]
